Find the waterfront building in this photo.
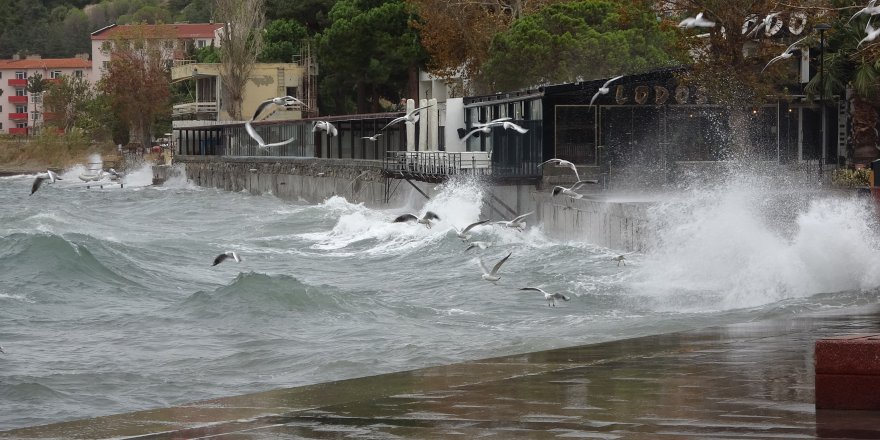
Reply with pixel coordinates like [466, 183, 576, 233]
[0, 55, 91, 136]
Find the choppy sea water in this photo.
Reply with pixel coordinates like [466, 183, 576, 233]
[1, 164, 880, 430]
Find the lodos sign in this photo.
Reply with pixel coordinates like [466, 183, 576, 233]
[613, 84, 708, 106]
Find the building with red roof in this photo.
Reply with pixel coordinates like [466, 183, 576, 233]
[0, 54, 91, 135]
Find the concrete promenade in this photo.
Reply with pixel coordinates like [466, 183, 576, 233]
[3, 304, 880, 439]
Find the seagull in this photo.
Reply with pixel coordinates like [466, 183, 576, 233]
[361, 133, 382, 142]
[479, 252, 512, 282]
[746, 12, 780, 37]
[538, 158, 580, 181]
[859, 19, 880, 47]
[762, 36, 810, 73]
[0, 345, 5, 354]
[245, 121, 296, 150]
[520, 287, 570, 307]
[394, 211, 441, 228]
[552, 180, 599, 198]
[848, 0, 880, 25]
[380, 104, 433, 131]
[212, 251, 241, 266]
[30, 170, 62, 195]
[251, 96, 309, 121]
[452, 219, 490, 241]
[464, 240, 493, 252]
[495, 211, 533, 231]
[589, 75, 624, 106]
[313, 120, 338, 136]
[460, 119, 528, 140]
[612, 255, 627, 266]
[678, 12, 715, 29]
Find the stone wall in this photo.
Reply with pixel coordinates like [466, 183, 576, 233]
[535, 193, 650, 252]
[162, 156, 651, 251]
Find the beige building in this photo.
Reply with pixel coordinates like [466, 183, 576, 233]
[170, 60, 315, 123]
[0, 55, 91, 135]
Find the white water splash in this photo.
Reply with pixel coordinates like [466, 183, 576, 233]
[630, 175, 880, 311]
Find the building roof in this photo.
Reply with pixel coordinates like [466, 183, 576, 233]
[0, 58, 91, 70]
[91, 23, 224, 40]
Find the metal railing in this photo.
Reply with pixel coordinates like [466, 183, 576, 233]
[173, 101, 218, 117]
[382, 151, 492, 178]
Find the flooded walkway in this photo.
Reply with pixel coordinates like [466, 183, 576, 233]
[4, 304, 880, 439]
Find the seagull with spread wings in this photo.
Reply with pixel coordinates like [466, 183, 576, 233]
[313, 120, 338, 137]
[552, 180, 599, 199]
[393, 211, 441, 228]
[381, 104, 433, 131]
[30, 170, 62, 195]
[589, 75, 624, 106]
[495, 211, 533, 232]
[460, 118, 528, 140]
[212, 251, 241, 266]
[479, 252, 512, 282]
[538, 158, 580, 181]
[746, 12, 780, 38]
[452, 219, 490, 241]
[520, 287, 570, 307]
[762, 36, 810, 73]
[678, 12, 715, 29]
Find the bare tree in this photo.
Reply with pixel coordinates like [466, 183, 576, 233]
[215, 0, 266, 120]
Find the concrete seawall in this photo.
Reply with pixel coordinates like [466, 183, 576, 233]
[159, 157, 651, 251]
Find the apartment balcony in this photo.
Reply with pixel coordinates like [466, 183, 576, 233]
[173, 101, 218, 119]
[7, 78, 26, 87]
[8, 112, 28, 120]
[8, 127, 28, 135]
[170, 61, 218, 82]
[8, 95, 27, 104]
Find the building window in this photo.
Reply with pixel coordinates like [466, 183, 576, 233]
[0, 123, 3, 129]
[102, 61, 109, 70]
[32, 94, 41, 103]
[74, 70, 83, 77]
[197, 39, 206, 48]
[16, 105, 26, 114]
[16, 122, 28, 129]
[15, 88, 26, 96]
[15, 71, 26, 79]
[49, 70, 61, 79]
[32, 111, 40, 121]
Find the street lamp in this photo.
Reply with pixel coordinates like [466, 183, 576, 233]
[815, 22, 831, 181]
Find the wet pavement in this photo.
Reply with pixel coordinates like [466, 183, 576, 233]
[4, 304, 880, 439]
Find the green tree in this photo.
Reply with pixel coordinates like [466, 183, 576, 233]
[481, 0, 681, 91]
[43, 74, 94, 133]
[259, 19, 309, 62]
[98, 25, 171, 148]
[265, 0, 334, 34]
[318, 0, 426, 114]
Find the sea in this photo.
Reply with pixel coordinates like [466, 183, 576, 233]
[2, 162, 880, 430]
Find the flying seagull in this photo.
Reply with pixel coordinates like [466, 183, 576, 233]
[381, 104, 433, 131]
[0, 345, 5, 354]
[394, 211, 441, 228]
[30, 170, 62, 195]
[361, 133, 382, 142]
[460, 119, 528, 140]
[589, 75, 624, 106]
[552, 179, 599, 199]
[465, 240, 493, 252]
[212, 251, 241, 266]
[678, 12, 715, 29]
[244, 121, 296, 150]
[452, 219, 490, 241]
[495, 211, 533, 232]
[313, 120, 338, 137]
[762, 36, 810, 73]
[746, 12, 781, 37]
[251, 96, 309, 121]
[538, 158, 580, 181]
[520, 287, 570, 307]
[479, 252, 512, 282]
[848, 0, 880, 25]
[859, 19, 880, 47]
